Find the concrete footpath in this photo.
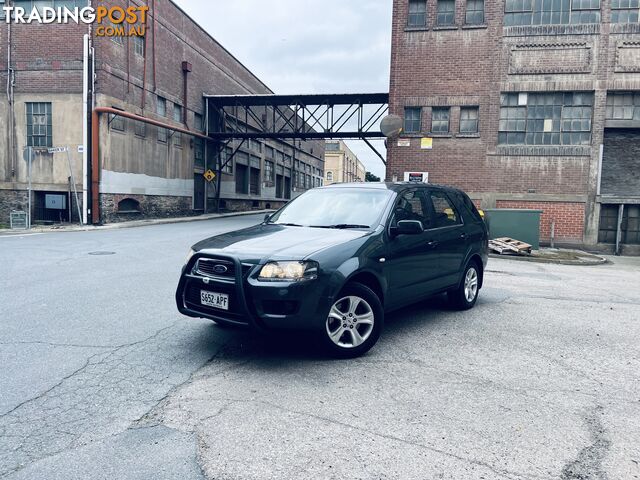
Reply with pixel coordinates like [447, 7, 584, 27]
[0, 209, 273, 236]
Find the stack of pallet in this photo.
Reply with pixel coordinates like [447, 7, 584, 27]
[489, 237, 532, 255]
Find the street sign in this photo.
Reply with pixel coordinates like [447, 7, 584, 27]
[420, 138, 433, 150]
[404, 172, 429, 183]
[48, 146, 69, 153]
[203, 170, 216, 182]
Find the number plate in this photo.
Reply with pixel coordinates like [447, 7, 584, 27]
[200, 291, 229, 311]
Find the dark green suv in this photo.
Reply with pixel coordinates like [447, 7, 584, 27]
[176, 182, 488, 357]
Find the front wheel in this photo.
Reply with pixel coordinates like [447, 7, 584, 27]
[448, 261, 480, 310]
[322, 283, 384, 358]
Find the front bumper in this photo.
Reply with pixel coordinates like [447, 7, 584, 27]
[175, 254, 331, 331]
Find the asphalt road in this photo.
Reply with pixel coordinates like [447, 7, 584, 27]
[1, 216, 639, 480]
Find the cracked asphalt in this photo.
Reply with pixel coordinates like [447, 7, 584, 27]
[2, 215, 640, 479]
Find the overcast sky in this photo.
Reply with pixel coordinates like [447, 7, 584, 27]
[175, 0, 393, 179]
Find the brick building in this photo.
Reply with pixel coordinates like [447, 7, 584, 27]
[324, 141, 366, 185]
[388, 0, 640, 253]
[0, 0, 324, 226]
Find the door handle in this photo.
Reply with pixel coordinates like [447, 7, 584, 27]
[427, 240, 439, 248]
[460, 233, 468, 240]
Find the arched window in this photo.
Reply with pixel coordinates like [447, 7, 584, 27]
[326, 171, 333, 181]
[117, 198, 141, 213]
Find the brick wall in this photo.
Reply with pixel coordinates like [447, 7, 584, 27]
[387, 0, 640, 245]
[495, 200, 586, 242]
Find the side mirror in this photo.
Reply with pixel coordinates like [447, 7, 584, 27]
[263, 213, 271, 223]
[395, 220, 424, 235]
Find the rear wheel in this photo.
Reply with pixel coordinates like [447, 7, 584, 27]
[322, 283, 384, 358]
[448, 261, 480, 310]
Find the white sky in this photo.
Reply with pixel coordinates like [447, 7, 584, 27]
[175, 0, 393, 179]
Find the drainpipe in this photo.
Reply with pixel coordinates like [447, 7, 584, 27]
[6, 17, 16, 179]
[91, 107, 210, 224]
[82, 34, 90, 225]
[182, 61, 191, 125]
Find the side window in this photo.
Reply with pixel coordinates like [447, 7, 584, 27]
[392, 190, 430, 229]
[429, 191, 462, 228]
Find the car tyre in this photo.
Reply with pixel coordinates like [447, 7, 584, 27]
[448, 260, 480, 310]
[322, 282, 384, 359]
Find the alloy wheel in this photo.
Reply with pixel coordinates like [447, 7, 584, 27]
[326, 296, 375, 349]
[464, 267, 478, 303]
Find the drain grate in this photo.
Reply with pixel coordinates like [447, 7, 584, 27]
[88, 251, 116, 256]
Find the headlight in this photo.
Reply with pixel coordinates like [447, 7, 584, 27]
[185, 248, 196, 264]
[258, 261, 318, 281]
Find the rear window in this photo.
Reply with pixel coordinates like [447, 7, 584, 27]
[454, 191, 483, 223]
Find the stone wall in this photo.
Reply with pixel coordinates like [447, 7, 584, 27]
[100, 194, 193, 224]
[0, 190, 29, 226]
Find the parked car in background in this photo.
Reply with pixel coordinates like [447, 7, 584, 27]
[176, 182, 488, 357]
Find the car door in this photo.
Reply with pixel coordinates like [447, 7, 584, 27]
[425, 190, 468, 288]
[384, 188, 441, 309]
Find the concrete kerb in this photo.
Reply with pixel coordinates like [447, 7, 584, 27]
[489, 248, 608, 266]
[0, 210, 274, 236]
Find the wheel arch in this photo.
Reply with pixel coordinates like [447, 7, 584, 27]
[342, 270, 385, 306]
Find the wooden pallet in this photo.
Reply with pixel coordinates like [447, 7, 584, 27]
[489, 237, 532, 255]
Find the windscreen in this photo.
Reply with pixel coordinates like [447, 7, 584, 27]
[269, 188, 393, 228]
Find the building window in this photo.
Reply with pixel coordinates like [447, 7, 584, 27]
[459, 107, 479, 134]
[612, 0, 640, 23]
[408, 0, 427, 27]
[133, 35, 144, 57]
[0, 0, 5, 20]
[431, 107, 450, 134]
[26, 102, 52, 147]
[173, 104, 182, 147]
[109, 112, 125, 132]
[466, 0, 484, 24]
[327, 171, 333, 181]
[134, 121, 146, 138]
[194, 113, 203, 131]
[264, 160, 274, 183]
[504, 0, 600, 26]
[499, 92, 593, 145]
[222, 147, 233, 174]
[403, 107, 422, 133]
[156, 97, 167, 142]
[266, 145, 274, 158]
[606, 92, 640, 120]
[437, 0, 456, 25]
[157, 96, 166, 117]
[109, 22, 124, 45]
[173, 104, 182, 123]
[249, 139, 262, 153]
[157, 127, 167, 143]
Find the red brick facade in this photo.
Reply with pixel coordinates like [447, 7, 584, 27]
[388, 0, 640, 247]
[495, 201, 586, 242]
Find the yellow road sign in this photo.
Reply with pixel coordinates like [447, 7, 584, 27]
[203, 170, 216, 182]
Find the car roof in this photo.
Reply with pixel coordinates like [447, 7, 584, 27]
[321, 182, 460, 194]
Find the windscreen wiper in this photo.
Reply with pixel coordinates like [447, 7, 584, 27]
[312, 224, 370, 229]
[272, 222, 303, 227]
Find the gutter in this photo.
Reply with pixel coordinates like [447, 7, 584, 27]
[91, 107, 210, 224]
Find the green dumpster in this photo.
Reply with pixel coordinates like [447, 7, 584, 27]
[484, 208, 543, 250]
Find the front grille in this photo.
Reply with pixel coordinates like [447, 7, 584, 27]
[195, 258, 236, 278]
